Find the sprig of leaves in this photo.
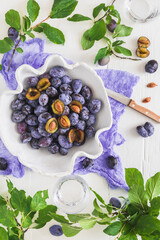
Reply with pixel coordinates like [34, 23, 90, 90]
[0, 168, 160, 239]
[0, 0, 78, 71]
[68, 1, 140, 64]
[48, 169, 160, 240]
[0, 180, 57, 240]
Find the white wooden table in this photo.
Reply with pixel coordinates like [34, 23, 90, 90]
[0, 0, 160, 239]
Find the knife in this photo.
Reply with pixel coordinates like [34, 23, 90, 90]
[106, 88, 160, 123]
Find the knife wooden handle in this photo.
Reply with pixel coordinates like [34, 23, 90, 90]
[129, 100, 160, 123]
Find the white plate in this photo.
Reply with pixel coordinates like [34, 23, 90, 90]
[0, 55, 112, 176]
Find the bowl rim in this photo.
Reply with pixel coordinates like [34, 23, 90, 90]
[0, 55, 112, 176]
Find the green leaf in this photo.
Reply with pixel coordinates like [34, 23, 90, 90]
[93, 198, 104, 213]
[33, 26, 43, 33]
[26, 30, 35, 38]
[10, 188, 26, 211]
[7, 180, 13, 193]
[122, 224, 132, 235]
[92, 209, 108, 219]
[50, 0, 78, 19]
[21, 214, 32, 228]
[23, 196, 35, 219]
[113, 25, 133, 38]
[97, 217, 112, 225]
[142, 234, 160, 240]
[106, 204, 113, 214]
[128, 185, 148, 210]
[94, 47, 109, 63]
[31, 190, 48, 211]
[103, 221, 123, 236]
[20, 35, 26, 42]
[0, 196, 6, 206]
[68, 14, 91, 22]
[35, 205, 57, 229]
[27, 0, 40, 22]
[16, 47, 23, 53]
[62, 224, 82, 237]
[104, 5, 114, 11]
[145, 172, 160, 201]
[23, 16, 31, 32]
[125, 168, 144, 188]
[0, 64, 2, 71]
[49, 212, 69, 224]
[81, 30, 95, 50]
[8, 227, 23, 240]
[0, 227, 8, 240]
[0, 39, 12, 53]
[0, 206, 17, 227]
[40, 23, 65, 44]
[112, 40, 125, 47]
[90, 188, 105, 204]
[135, 215, 160, 235]
[67, 214, 91, 223]
[106, 15, 112, 25]
[149, 197, 160, 216]
[114, 46, 132, 56]
[5, 10, 21, 31]
[93, 3, 105, 18]
[109, 9, 121, 24]
[4, 37, 14, 46]
[79, 218, 97, 230]
[88, 19, 106, 41]
[119, 231, 138, 240]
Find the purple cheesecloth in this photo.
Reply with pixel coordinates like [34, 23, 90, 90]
[0, 38, 139, 189]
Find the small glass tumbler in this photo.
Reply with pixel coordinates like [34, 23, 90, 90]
[53, 175, 90, 214]
[127, 0, 160, 22]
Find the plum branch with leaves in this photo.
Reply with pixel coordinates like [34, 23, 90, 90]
[0, 0, 78, 72]
[49, 168, 160, 240]
[68, 1, 140, 65]
[0, 168, 160, 239]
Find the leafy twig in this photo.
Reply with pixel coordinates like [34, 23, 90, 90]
[7, 38, 21, 71]
[18, 210, 32, 239]
[0, 0, 78, 72]
[112, 51, 141, 61]
[31, 14, 51, 30]
[95, 0, 116, 23]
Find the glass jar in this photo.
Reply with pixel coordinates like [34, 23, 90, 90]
[127, 0, 160, 22]
[53, 175, 90, 214]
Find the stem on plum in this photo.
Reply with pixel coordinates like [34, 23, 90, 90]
[7, 38, 21, 72]
[112, 52, 141, 61]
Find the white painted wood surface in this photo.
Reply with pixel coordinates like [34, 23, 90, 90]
[0, 0, 160, 239]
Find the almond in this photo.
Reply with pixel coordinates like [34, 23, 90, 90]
[142, 97, 151, 103]
[147, 82, 157, 88]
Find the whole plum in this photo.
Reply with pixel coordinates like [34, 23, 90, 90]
[25, 114, 38, 126]
[58, 135, 73, 149]
[61, 75, 72, 84]
[88, 99, 102, 114]
[107, 19, 117, 33]
[50, 78, 62, 89]
[81, 86, 92, 101]
[72, 93, 85, 105]
[49, 66, 65, 78]
[59, 93, 72, 105]
[72, 79, 82, 93]
[12, 111, 26, 123]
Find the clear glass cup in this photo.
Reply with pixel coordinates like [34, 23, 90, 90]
[127, 0, 160, 22]
[53, 175, 90, 214]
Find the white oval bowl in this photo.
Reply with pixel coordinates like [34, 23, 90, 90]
[0, 55, 112, 176]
